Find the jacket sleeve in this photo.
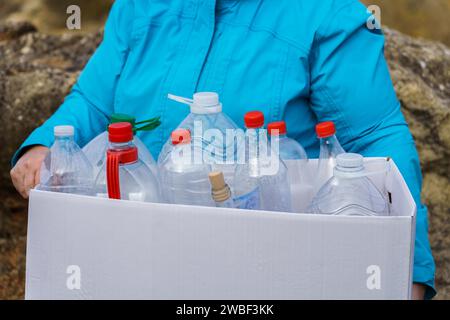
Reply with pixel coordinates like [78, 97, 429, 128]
[309, 1, 436, 298]
[11, 0, 135, 165]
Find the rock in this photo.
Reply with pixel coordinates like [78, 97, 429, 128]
[0, 22, 102, 190]
[0, 21, 449, 298]
[384, 28, 450, 299]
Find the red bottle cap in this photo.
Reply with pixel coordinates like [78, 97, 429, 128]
[108, 122, 134, 143]
[267, 121, 287, 136]
[316, 121, 336, 138]
[244, 111, 265, 128]
[171, 129, 191, 145]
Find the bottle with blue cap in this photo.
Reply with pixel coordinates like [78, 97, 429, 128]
[38, 125, 94, 195]
[308, 153, 390, 216]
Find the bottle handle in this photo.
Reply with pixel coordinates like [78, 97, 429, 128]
[106, 151, 121, 199]
[167, 94, 193, 106]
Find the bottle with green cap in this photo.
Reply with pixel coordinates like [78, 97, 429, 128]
[82, 113, 161, 178]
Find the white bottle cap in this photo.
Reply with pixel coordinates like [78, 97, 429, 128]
[168, 92, 222, 114]
[336, 153, 364, 168]
[54, 125, 74, 137]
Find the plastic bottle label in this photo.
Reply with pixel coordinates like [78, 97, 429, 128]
[234, 188, 260, 210]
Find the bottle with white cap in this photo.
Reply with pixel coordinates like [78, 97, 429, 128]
[308, 153, 390, 216]
[38, 125, 94, 195]
[159, 92, 240, 188]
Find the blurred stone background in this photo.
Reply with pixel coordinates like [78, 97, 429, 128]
[0, 0, 449, 299]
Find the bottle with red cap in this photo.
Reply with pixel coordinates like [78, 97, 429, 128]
[267, 121, 308, 160]
[82, 113, 160, 179]
[267, 121, 310, 211]
[159, 129, 214, 206]
[93, 122, 160, 202]
[39, 125, 94, 195]
[315, 121, 345, 191]
[233, 111, 292, 212]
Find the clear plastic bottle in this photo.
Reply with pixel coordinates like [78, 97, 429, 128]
[159, 129, 214, 206]
[208, 171, 235, 208]
[233, 111, 292, 212]
[93, 122, 160, 203]
[308, 153, 390, 216]
[83, 113, 158, 178]
[39, 125, 93, 195]
[159, 92, 240, 188]
[315, 121, 345, 192]
[268, 121, 311, 211]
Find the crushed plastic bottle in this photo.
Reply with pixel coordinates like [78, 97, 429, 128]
[83, 113, 159, 178]
[39, 125, 93, 195]
[159, 92, 240, 188]
[159, 129, 214, 206]
[233, 111, 292, 212]
[308, 153, 390, 216]
[315, 121, 345, 192]
[93, 122, 161, 202]
[268, 121, 312, 211]
[208, 171, 235, 208]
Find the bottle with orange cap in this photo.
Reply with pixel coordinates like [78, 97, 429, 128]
[93, 122, 161, 203]
[158, 129, 215, 206]
[315, 121, 345, 192]
[233, 111, 292, 212]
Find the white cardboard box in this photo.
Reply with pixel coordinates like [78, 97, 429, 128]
[25, 158, 416, 300]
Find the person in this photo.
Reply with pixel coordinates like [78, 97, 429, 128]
[10, 0, 435, 299]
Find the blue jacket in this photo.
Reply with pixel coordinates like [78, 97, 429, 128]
[13, 0, 435, 297]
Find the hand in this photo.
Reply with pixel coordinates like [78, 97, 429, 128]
[10, 145, 49, 199]
[412, 283, 426, 300]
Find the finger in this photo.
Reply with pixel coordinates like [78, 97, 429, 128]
[34, 167, 41, 186]
[11, 167, 25, 195]
[23, 171, 36, 198]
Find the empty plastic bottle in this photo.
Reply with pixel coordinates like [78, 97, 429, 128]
[159, 129, 214, 206]
[308, 153, 390, 216]
[159, 92, 240, 187]
[233, 111, 292, 212]
[93, 122, 160, 203]
[39, 125, 93, 195]
[83, 113, 159, 178]
[208, 171, 235, 208]
[315, 121, 345, 192]
[268, 121, 311, 211]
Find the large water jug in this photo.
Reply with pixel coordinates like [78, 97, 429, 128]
[93, 122, 160, 202]
[159, 92, 239, 187]
[83, 113, 159, 178]
[308, 153, 390, 216]
[39, 125, 93, 195]
[159, 129, 214, 206]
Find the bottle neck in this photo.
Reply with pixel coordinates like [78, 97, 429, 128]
[54, 135, 75, 147]
[109, 140, 135, 150]
[319, 134, 344, 154]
